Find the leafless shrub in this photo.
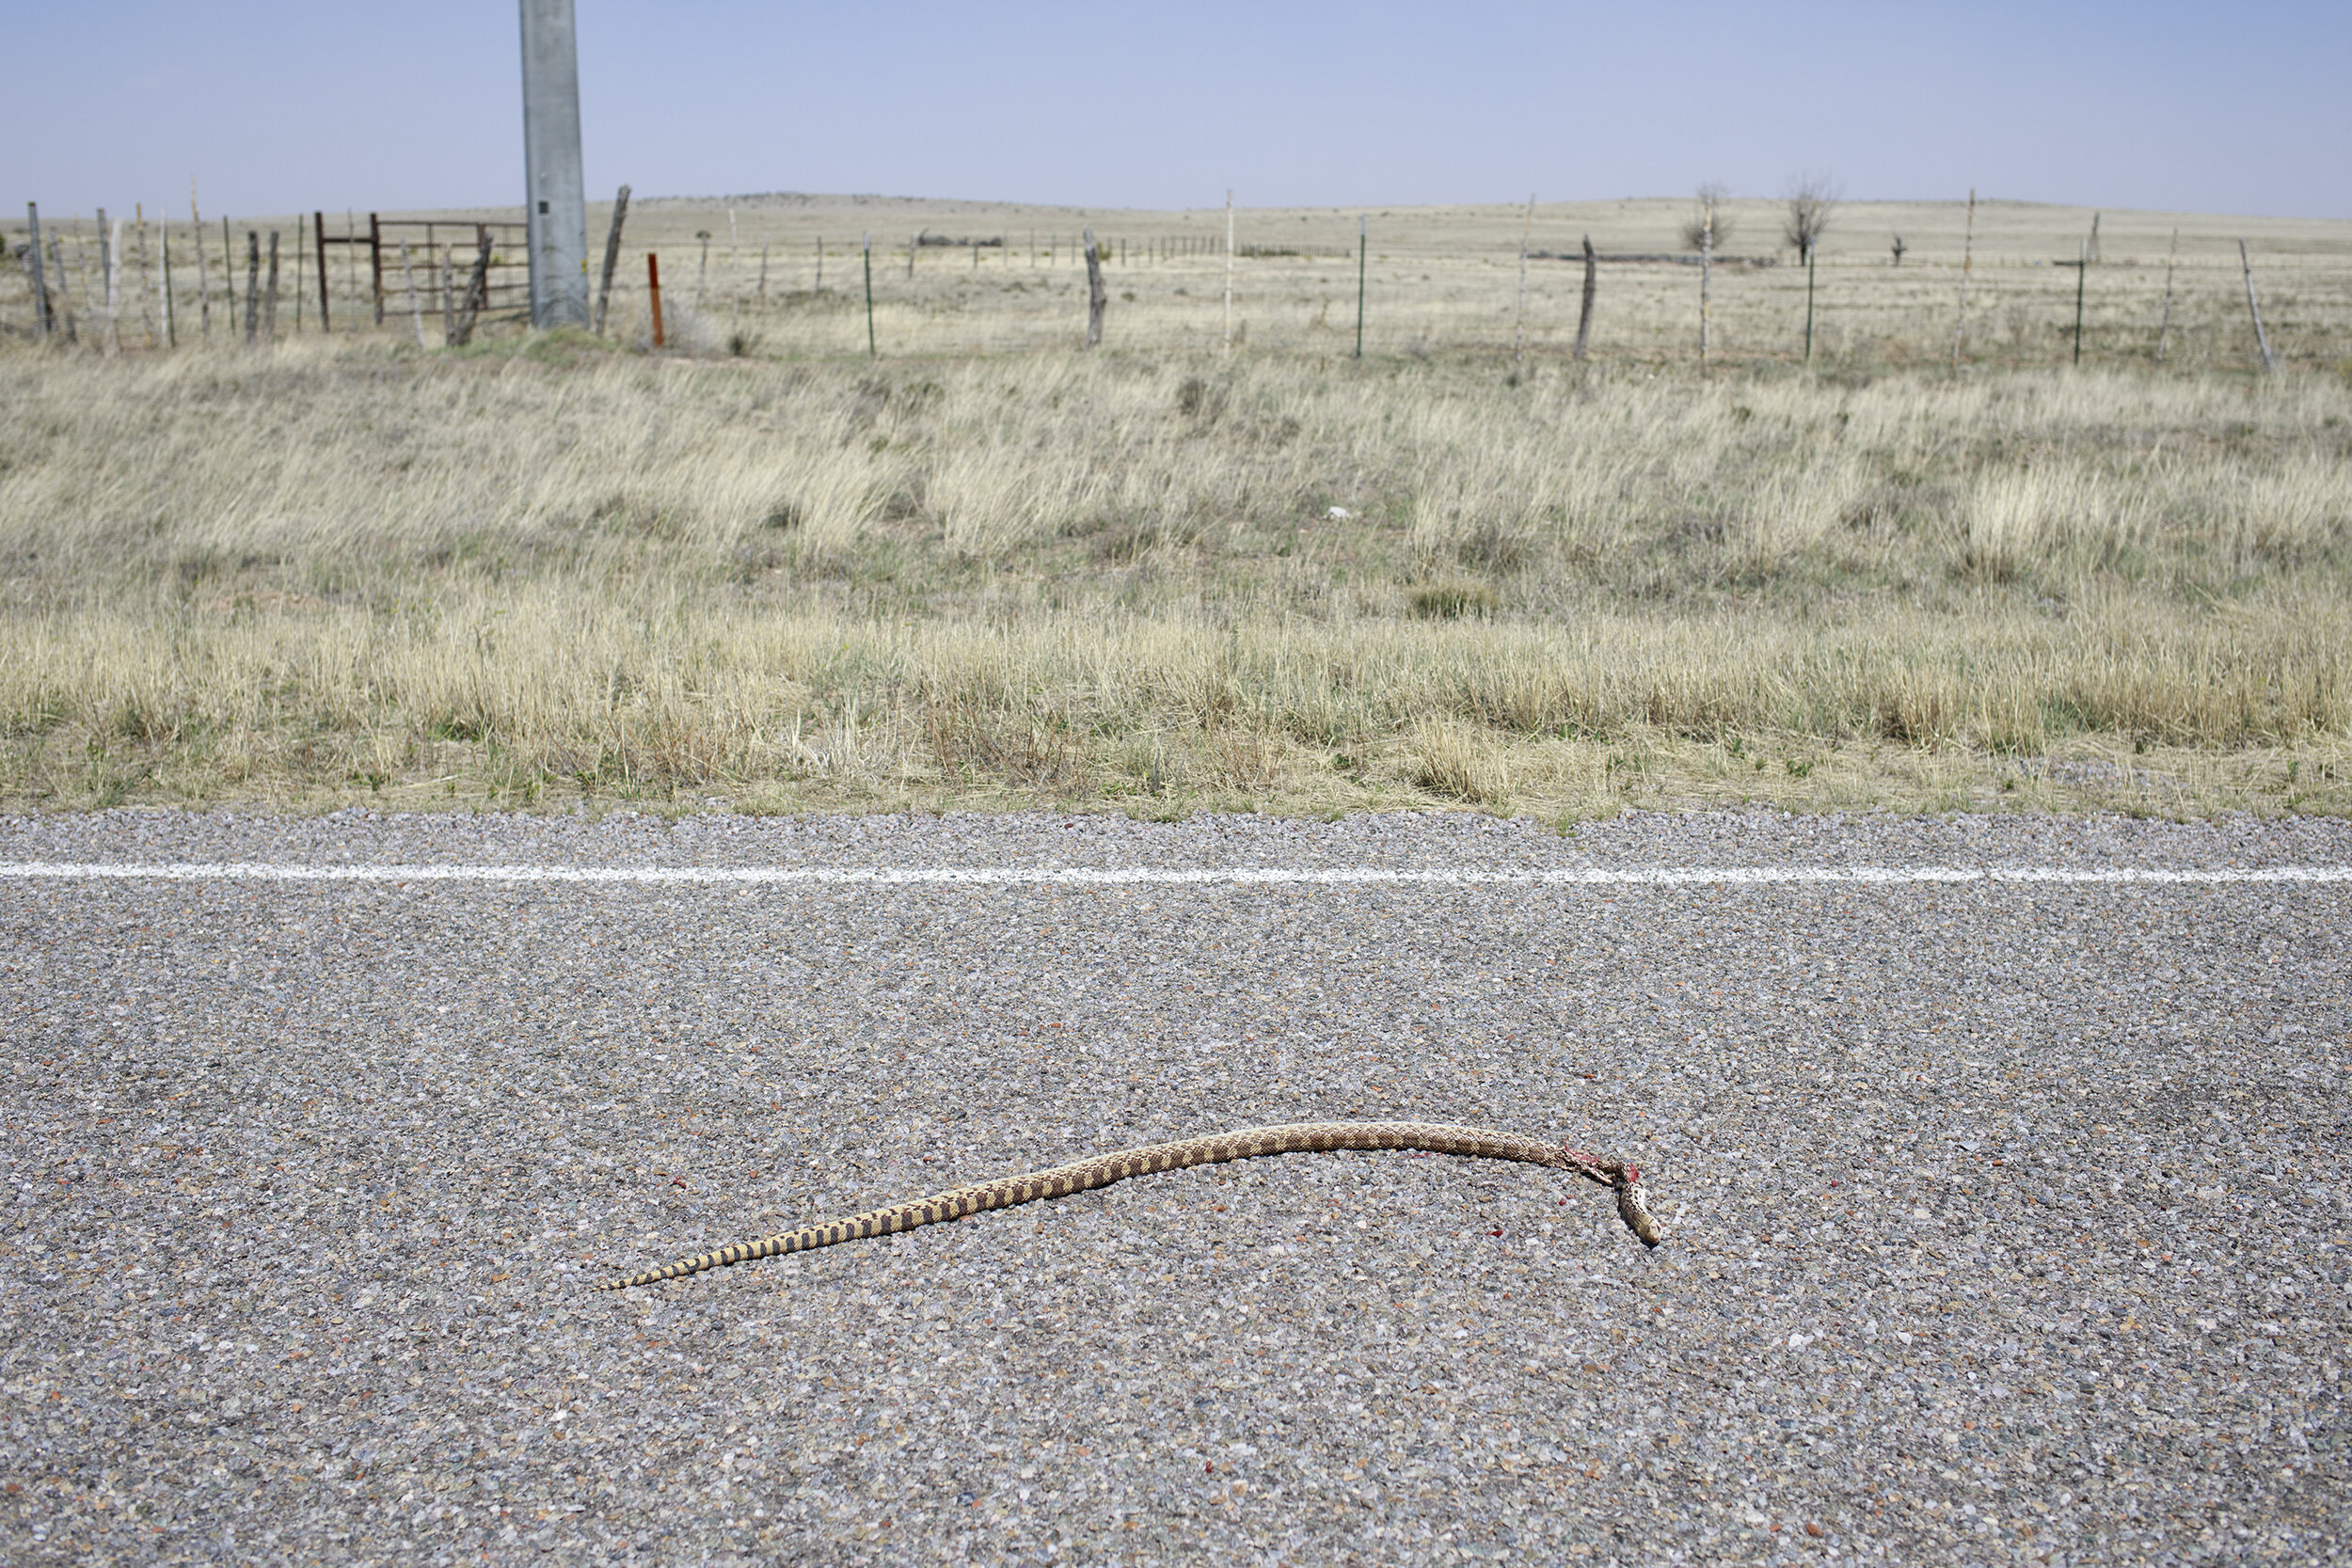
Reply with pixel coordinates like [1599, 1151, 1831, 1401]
[1783, 173, 1840, 263]
[1679, 184, 1733, 252]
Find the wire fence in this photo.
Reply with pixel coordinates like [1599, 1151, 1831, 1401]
[8, 199, 2347, 374]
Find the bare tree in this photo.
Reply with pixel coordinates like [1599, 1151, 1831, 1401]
[1782, 172, 1839, 263]
[1679, 183, 1733, 252]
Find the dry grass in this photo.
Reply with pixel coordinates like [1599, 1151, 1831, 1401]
[4, 197, 2350, 820]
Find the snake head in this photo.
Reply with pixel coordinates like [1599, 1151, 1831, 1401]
[1614, 1174, 1663, 1249]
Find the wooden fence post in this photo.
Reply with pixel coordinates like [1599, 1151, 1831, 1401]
[244, 230, 260, 346]
[134, 208, 159, 346]
[1697, 200, 1712, 375]
[1513, 193, 1534, 372]
[399, 242, 425, 349]
[647, 251, 664, 348]
[441, 247, 456, 346]
[1223, 189, 1234, 353]
[2155, 228, 2178, 365]
[264, 230, 280, 341]
[594, 183, 629, 337]
[862, 232, 875, 357]
[369, 214, 384, 325]
[49, 234, 78, 342]
[24, 202, 50, 338]
[2071, 238, 2088, 366]
[758, 242, 770, 302]
[814, 237, 822, 292]
[1951, 188, 1976, 367]
[1082, 227, 1106, 348]
[1804, 245, 1817, 363]
[1573, 235, 1597, 361]
[452, 227, 490, 345]
[293, 213, 304, 331]
[18, 243, 40, 338]
[1354, 214, 1365, 358]
[313, 211, 331, 331]
[2238, 239, 2276, 374]
[99, 210, 119, 356]
[223, 217, 236, 330]
[159, 220, 174, 347]
[190, 186, 210, 340]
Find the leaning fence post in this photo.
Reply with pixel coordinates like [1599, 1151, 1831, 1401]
[244, 230, 260, 345]
[1573, 235, 1597, 361]
[24, 203, 51, 337]
[2238, 239, 2277, 375]
[313, 212, 331, 332]
[1081, 227, 1106, 348]
[399, 242, 426, 348]
[594, 183, 629, 337]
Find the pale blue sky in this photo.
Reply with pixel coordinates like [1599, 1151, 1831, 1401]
[14, 1, 2347, 219]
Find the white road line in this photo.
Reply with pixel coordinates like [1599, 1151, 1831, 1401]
[0, 862, 2346, 887]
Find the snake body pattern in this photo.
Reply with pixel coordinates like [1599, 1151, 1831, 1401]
[597, 1119, 1661, 1291]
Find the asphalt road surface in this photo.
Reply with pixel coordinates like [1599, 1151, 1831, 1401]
[1, 808, 2345, 1566]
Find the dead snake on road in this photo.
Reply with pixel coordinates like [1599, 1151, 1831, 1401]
[597, 1119, 1661, 1291]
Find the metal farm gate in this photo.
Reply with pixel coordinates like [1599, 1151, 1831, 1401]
[312, 214, 532, 341]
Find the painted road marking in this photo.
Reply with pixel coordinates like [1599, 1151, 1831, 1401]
[0, 862, 2346, 887]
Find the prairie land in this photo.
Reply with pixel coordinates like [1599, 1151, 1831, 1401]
[2, 194, 2347, 819]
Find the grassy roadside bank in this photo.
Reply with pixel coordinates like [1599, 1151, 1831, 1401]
[3, 338, 2346, 820]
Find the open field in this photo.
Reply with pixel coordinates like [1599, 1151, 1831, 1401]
[3, 196, 2350, 820]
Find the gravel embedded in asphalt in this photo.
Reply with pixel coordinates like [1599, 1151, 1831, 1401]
[0, 807, 2345, 1565]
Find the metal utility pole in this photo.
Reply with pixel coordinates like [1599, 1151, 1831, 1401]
[518, 0, 589, 327]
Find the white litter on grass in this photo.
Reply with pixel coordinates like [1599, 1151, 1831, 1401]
[1326, 506, 1353, 520]
[0, 862, 2348, 887]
